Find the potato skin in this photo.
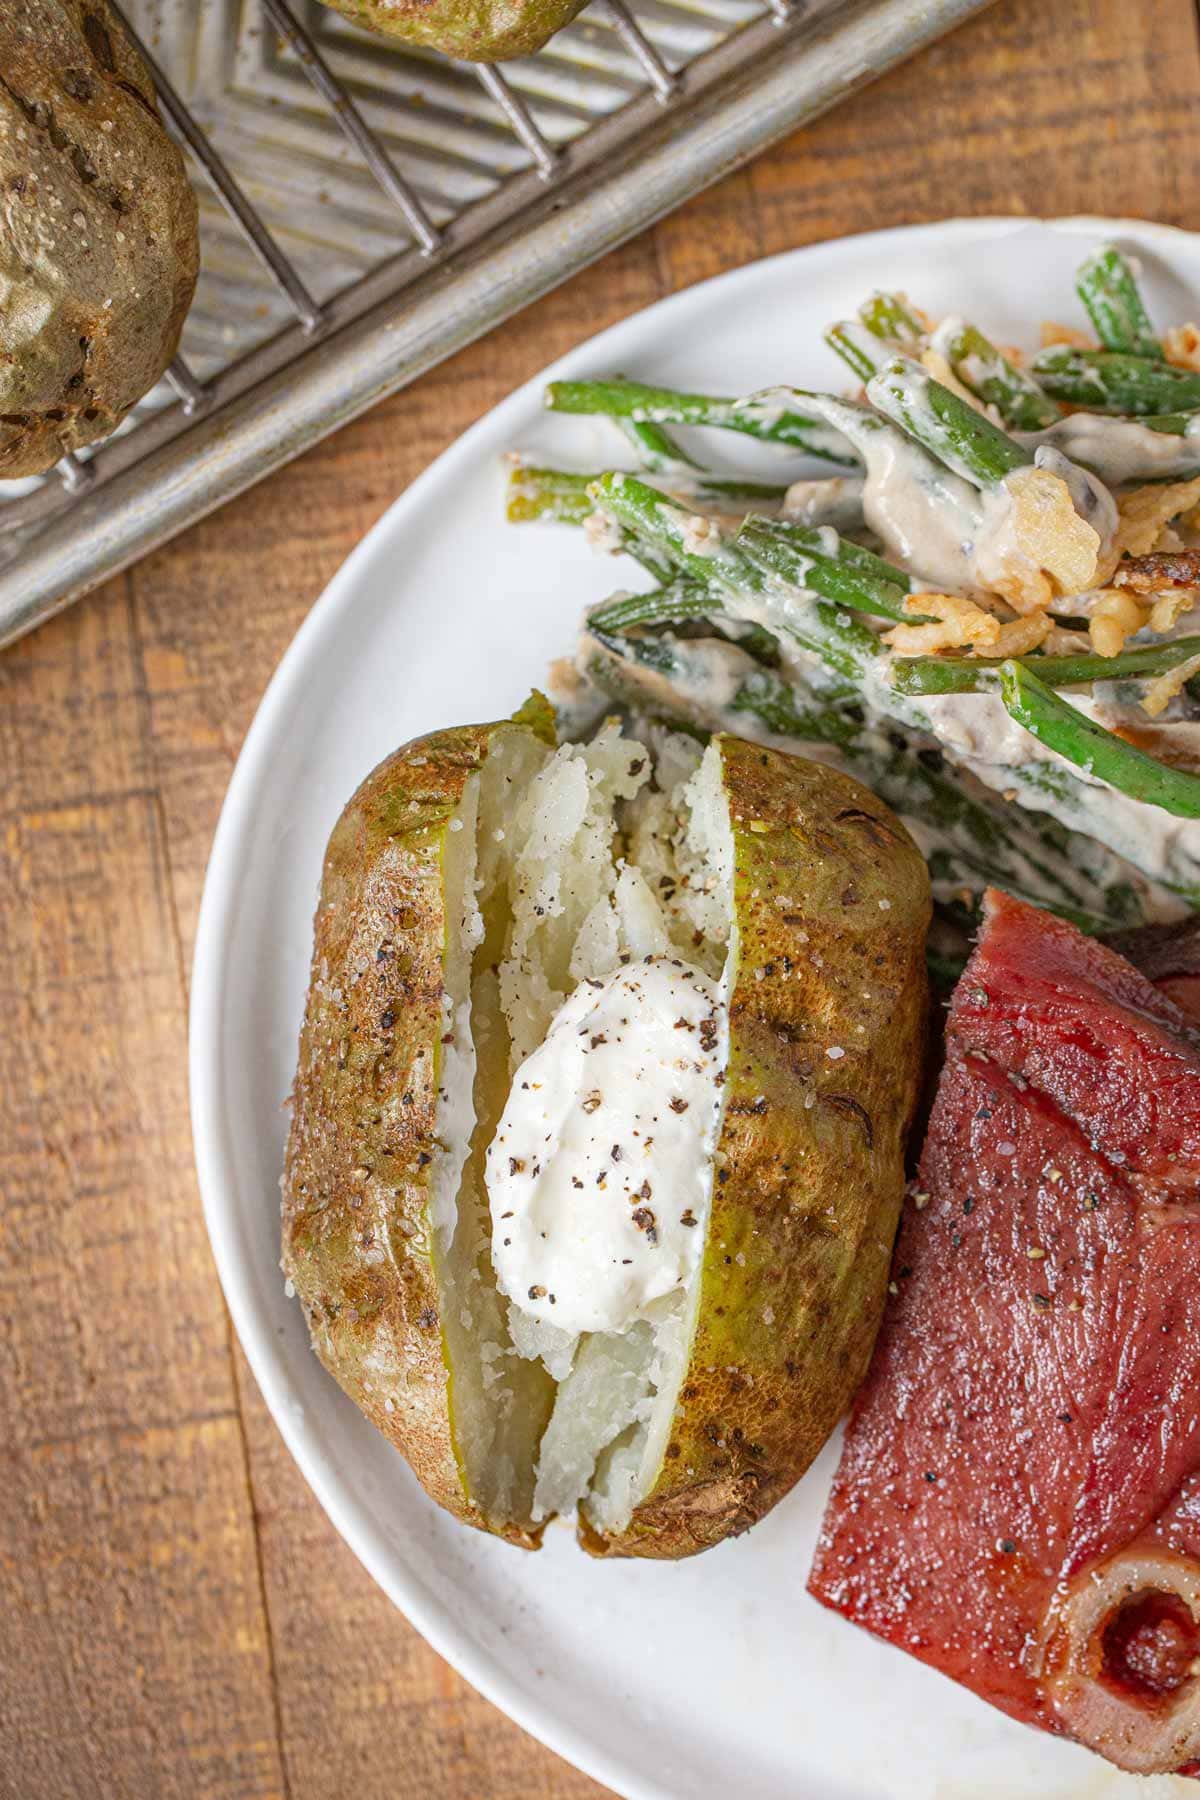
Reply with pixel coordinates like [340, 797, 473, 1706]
[282, 708, 553, 1547]
[0, 1, 199, 477]
[588, 737, 931, 1558]
[317, 0, 586, 62]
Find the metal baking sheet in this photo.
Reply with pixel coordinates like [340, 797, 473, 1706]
[0, 0, 993, 648]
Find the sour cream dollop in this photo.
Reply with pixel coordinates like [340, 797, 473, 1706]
[486, 955, 727, 1337]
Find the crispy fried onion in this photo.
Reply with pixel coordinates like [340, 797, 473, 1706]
[1164, 323, 1200, 372]
[1088, 589, 1150, 658]
[974, 466, 1103, 613]
[1115, 476, 1200, 558]
[884, 601, 1052, 660]
[989, 613, 1052, 656]
[1149, 591, 1199, 633]
[1142, 651, 1200, 718]
[882, 592, 1001, 656]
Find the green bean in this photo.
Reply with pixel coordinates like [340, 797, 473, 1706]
[727, 665, 862, 744]
[891, 636, 1200, 696]
[545, 378, 858, 463]
[824, 321, 887, 383]
[858, 291, 926, 346]
[866, 356, 1031, 486]
[590, 625, 681, 677]
[1032, 346, 1200, 415]
[504, 465, 673, 581]
[507, 464, 596, 525]
[735, 517, 918, 623]
[506, 463, 791, 527]
[587, 584, 715, 634]
[1076, 245, 1163, 359]
[586, 472, 885, 687]
[931, 319, 1059, 431]
[748, 516, 914, 592]
[1000, 660, 1200, 818]
[614, 415, 698, 472]
[584, 628, 856, 746]
[587, 471, 768, 594]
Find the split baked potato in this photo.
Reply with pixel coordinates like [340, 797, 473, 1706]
[317, 0, 587, 63]
[0, 1, 200, 478]
[283, 699, 930, 1556]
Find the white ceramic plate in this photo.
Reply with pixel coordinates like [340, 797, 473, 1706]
[191, 217, 1200, 1800]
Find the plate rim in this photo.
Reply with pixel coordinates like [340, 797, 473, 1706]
[188, 210, 1200, 1800]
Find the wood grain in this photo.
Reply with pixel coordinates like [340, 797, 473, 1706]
[4, 0, 1200, 1794]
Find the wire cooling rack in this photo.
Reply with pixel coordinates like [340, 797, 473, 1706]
[0, 0, 992, 647]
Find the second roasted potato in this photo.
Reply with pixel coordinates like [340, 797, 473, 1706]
[0, 0, 199, 477]
[317, 0, 587, 63]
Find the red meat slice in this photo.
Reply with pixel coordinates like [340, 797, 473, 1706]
[809, 891, 1200, 1774]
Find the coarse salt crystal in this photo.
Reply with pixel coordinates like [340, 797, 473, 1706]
[826, 1046, 845, 1061]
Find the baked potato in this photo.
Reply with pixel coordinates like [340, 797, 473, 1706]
[317, 0, 587, 63]
[283, 699, 930, 1556]
[0, 1, 200, 478]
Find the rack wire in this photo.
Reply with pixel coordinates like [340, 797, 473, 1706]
[0, 0, 992, 647]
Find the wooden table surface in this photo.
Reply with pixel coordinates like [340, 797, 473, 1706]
[3, 0, 1197, 1793]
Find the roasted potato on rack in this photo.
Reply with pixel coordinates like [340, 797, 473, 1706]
[0, 1, 199, 478]
[283, 700, 930, 1556]
[317, 0, 586, 63]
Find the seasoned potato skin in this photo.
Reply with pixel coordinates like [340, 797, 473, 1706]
[318, 0, 586, 62]
[0, 1, 199, 476]
[282, 706, 554, 1547]
[587, 738, 930, 1558]
[285, 718, 929, 1557]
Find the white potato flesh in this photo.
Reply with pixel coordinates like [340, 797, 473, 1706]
[433, 728, 735, 1535]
